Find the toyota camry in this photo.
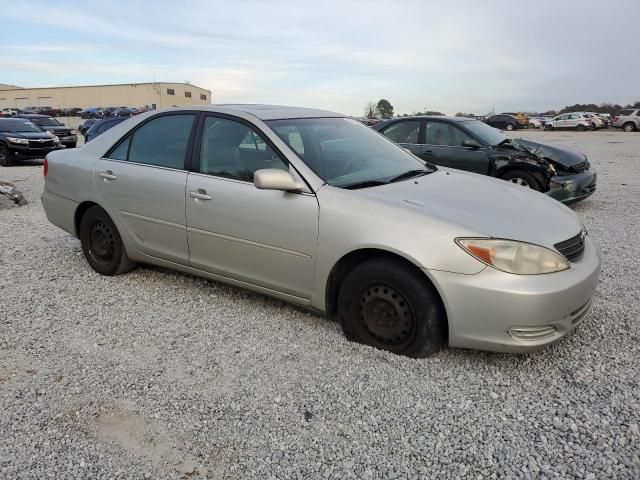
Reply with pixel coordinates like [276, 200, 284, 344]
[42, 105, 600, 357]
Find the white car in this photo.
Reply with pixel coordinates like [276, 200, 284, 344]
[1, 108, 18, 117]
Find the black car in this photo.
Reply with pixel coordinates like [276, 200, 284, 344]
[484, 114, 520, 131]
[373, 116, 596, 204]
[85, 117, 129, 142]
[0, 118, 61, 166]
[15, 114, 78, 148]
[78, 118, 99, 136]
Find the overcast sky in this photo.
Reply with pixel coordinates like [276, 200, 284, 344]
[1, 0, 638, 115]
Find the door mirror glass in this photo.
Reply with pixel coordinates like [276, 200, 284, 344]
[462, 139, 482, 149]
[254, 169, 301, 192]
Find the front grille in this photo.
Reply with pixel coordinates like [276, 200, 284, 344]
[554, 232, 585, 262]
[28, 139, 55, 148]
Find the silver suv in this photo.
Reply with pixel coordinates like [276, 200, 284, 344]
[612, 108, 640, 132]
[544, 113, 593, 131]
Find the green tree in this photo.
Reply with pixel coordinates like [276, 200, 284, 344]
[376, 99, 394, 117]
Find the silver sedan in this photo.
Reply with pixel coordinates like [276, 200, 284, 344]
[41, 105, 600, 357]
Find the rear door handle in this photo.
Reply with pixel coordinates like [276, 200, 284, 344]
[98, 171, 117, 180]
[189, 190, 212, 201]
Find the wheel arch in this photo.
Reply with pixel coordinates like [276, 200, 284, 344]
[74, 200, 101, 236]
[324, 248, 448, 331]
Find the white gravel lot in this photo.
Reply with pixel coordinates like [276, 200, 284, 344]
[1, 129, 639, 479]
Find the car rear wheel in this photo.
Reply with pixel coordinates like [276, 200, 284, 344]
[623, 122, 637, 132]
[0, 144, 13, 167]
[79, 205, 136, 276]
[338, 257, 446, 358]
[501, 170, 542, 191]
[544, 124, 553, 131]
[505, 124, 514, 131]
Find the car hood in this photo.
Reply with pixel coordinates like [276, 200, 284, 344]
[497, 139, 588, 168]
[39, 126, 72, 135]
[358, 169, 583, 249]
[0, 131, 55, 139]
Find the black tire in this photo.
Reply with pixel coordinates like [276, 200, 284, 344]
[79, 205, 136, 275]
[623, 122, 637, 132]
[505, 123, 515, 131]
[0, 143, 13, 167]
[338, 257, 446, 358]
[501, 170, 542, 191]
[576, 124, 586, 132]
[544, 124, 553, 131]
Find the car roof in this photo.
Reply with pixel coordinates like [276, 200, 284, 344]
[381, 115, 473, 123]
[177, 104, 344, 120]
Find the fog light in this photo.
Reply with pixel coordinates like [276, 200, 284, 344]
[508, 325, 557, 341]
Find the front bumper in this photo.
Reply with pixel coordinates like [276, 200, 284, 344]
[59, 134, 78, 147]
[9, 143, 61, 159]
[548, 168, 597, 204]
[427, 236, 601, 353]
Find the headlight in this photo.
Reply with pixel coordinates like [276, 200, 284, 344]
[456, 238, 570, 275]
[6, 137, 28, 145]
[69, 129, 76, 135]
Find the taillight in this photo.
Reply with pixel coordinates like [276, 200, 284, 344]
[43, 157, 48, 177]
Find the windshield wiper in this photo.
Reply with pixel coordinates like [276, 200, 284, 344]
[342, 180, 389, 190]
[389, 169, 431, 183]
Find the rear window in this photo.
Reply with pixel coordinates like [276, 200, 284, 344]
[619, 109, 633, 116]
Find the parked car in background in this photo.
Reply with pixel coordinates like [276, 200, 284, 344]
[0, 117, 60, 166]
[42, 104, 600, 357]
[528, 117, 546, 129]
[612, 108, 640, 132]
[78, 119, 99, 136]
[37, 107, 63, 117]
[544, 113, 593, 131]
[501, 112, 529, 127]
[15, 114, 77, 148]
[1, 108, 19, 117]
[580, 112, 606, 129]
[80, 107, 105, 119]
[112, 107, 137, 117]
[84, 117, 129, 142]
[484, 114, 520, 131]
[374, 116, 596, 204]
[60, 107, 82, 117]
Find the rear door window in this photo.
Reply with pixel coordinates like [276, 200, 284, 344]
[127, 114, 195, 169]
[619, 109, 633, 116]
[381, 121, 420, 144]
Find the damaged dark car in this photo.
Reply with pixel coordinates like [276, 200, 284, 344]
[373, 116, 596, 204]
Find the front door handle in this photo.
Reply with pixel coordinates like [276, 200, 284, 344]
[98, 171, 117, 180]
[189, 190, 212, 201]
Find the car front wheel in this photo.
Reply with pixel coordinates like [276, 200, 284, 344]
[0, 144, 13, 167]
[501, 170, 542, 191]
[576, 124, 586, 132]
[79, 205, 136, 275]
[338, 257, 446, 358]
[623, 122, 637, 132]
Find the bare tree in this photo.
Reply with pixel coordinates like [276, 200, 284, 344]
[364, 101, 378, 118]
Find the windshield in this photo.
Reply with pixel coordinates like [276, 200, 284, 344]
[0, 119, 44, 133]
[460, 119, 507, 146]
[30, 117, 61, 127]
[266, 117, 434, 188]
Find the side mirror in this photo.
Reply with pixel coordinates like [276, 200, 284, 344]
[254, 169, 302, 192]
[462, 139, 482, 149]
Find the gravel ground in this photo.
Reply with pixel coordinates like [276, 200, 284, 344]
[1, 130, 639, 479]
